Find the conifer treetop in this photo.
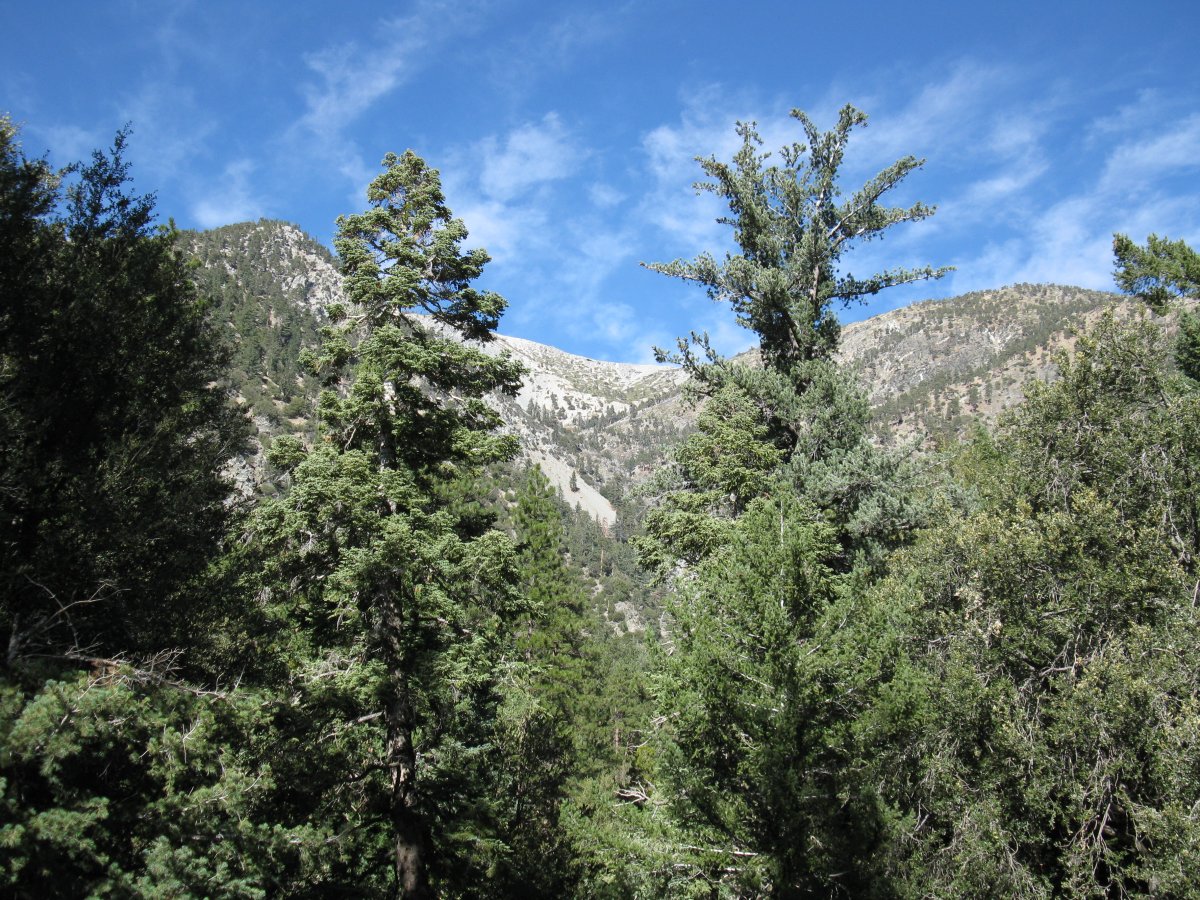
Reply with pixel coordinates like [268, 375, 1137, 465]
[334, 149, 507, 343]
[646, 104, 951, 376]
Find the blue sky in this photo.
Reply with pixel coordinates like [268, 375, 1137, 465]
[3, 1, 1198, 362]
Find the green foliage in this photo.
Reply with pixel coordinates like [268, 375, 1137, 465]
[634, 106, 942, 894]
[0, 673, 325, 898]
[182, 220, 328, 431]
[475, 465, 600, 897]
[647, 105, 949, 380]
[233, 149, 529, 897]
[1114, 232, 1200, 384]
[637, 384, 781, 573]
[652, 495, 889, 894]
[674, 384, 784, 514]
[234, 447, 526, 896]
[0, 120, 255, 895]
[320, 151, 522, 479]
[643, 105, 937, 572]
[513, 467, 588, 705]
[1113, 232, 1200, 314]
[0, 119, 243, 668]
[863, 314, 1200, 896]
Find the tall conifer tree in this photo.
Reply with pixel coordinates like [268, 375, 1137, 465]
[0, 121, 243, 667]
[238, 151, 524, 897]
[637, 106, 945, 893]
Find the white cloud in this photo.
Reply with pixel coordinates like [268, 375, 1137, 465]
[452, 197, 548, 263]
[297, 40, 411, 139]
[479, 5, 630, 106]
[938, 105, 1200, 298]
[1099, 113, 1200, 192]
[191, 159, 265, 229]
[117, 81, 216, 180]
[478, 113, 579, 203]
[438, 114, 586, 270]
[288, 0, 486, 193]
[1086, 89, 1164, 142]
[848, 62, 1015, 168]
[588, 182, 624, 209]
[637, 89, 749, 255]
[30, 123, 104, 166]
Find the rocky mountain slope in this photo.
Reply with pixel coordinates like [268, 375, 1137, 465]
[837, 283, 1184, 444]
[472, 332, 688, 525]
[184, 219, 1178, 516]
[183, 220, 694, 513]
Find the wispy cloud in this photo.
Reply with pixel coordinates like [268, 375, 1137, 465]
[1099, 113, 1200, 192]
[940, 110, 1200, 298]
[588, 182, 625, 209]
[191, 159, 265, 228]
[637, 87, 750, 256]
[478, 113, 580, 203]
[117, 81, 216, 182]
[30, 123, 104, 166]
[478, 4, 631, 106]
[452, 197, 549, 264]
[443, 114, 582, 262]
[288, 0, 487, 196]
[439, 114, 650, 357]
[847, 62, 1018, 167]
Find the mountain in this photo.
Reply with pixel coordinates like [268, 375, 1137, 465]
[837, 282, 1183, 444]
[182, 220, 695, 510]
[469, 332, 688, 525]
[182, 219, 1179, 511]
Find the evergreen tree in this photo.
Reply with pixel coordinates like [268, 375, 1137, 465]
[634, 105, 946, 894]
[235, 150, 525, 897]
[512, 466, 589, 715]
[636, 383, 782, 573]
[0, 121, 259, 895]
[1113, 232, 1200, 382]
[645, 104, 942, 571]
[654, 493, 891, 894]
[1113, 232, 1200, 314]
[484, 465, 591, 897]
[863, 314, 1200, 895]
[0, 120, 244, 667]
[647, 104, 948, 446]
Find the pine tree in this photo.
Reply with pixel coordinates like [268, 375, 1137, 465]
[645, 104, 942, 570]
[0, 120, 244, 668]
[512, 466, 588, 710]
[236, 151, 525, 897]
[485, 465, 592, 896]
[863, 313, 1200, 895]
[0, 121, 265, 896]
[636, 106, 945, 893]
[1113, 232, 1200, 382]
[647, 104, 948, 442]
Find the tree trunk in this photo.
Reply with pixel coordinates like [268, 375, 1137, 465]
[380, 586, 432, 899]
[388, 673, 432, 898]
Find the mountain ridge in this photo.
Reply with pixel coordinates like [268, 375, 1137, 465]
[183, 219, 1178, 516]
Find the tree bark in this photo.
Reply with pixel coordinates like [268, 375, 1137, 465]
[381, 590, 432, 899]
[388, 687, 431, 899]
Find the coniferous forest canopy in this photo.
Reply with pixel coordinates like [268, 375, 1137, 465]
[3, 101, 1200, 899]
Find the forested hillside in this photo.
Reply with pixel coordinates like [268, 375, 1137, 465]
[4, 108, 1200, 898]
